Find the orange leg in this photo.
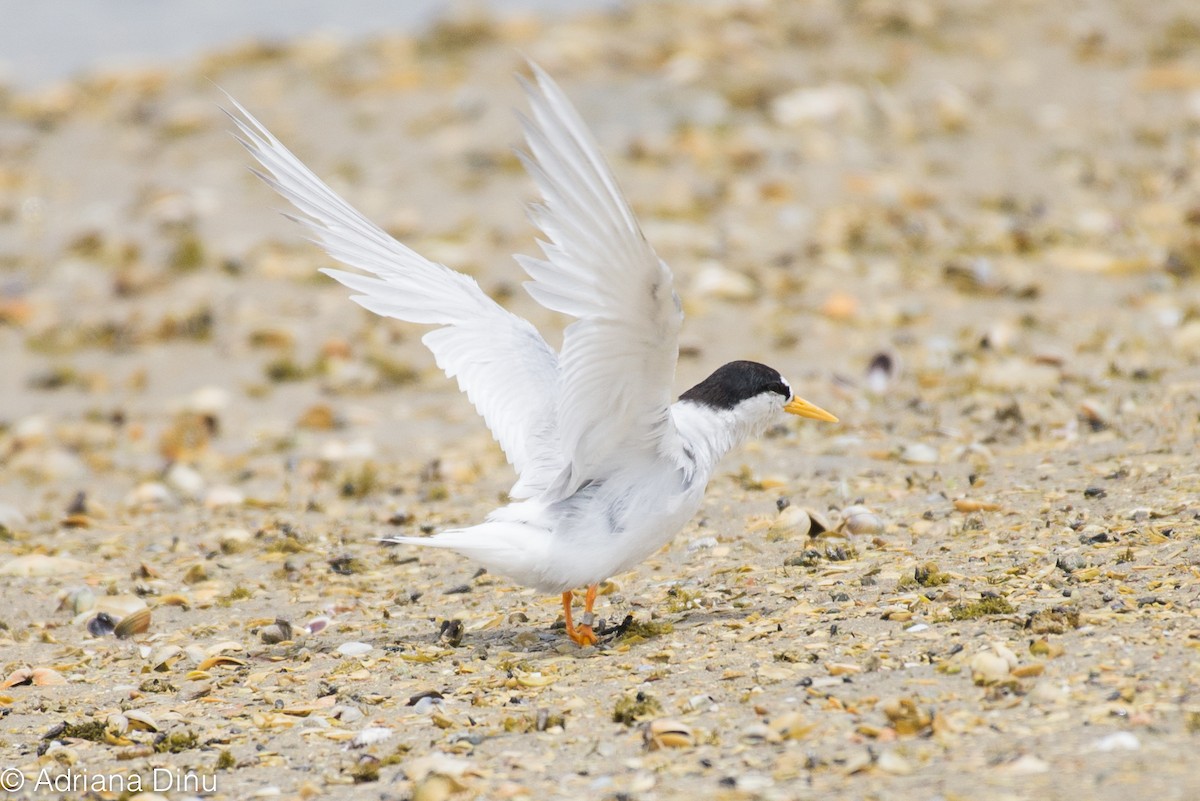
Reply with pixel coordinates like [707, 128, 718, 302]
[561, 586, 599, 646]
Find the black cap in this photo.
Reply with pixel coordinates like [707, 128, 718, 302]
[679, 361, 790, 410]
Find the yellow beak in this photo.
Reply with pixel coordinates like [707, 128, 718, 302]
[784, 396, 839, 423]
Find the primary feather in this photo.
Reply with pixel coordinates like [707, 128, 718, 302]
[226, 93, 561, 496]
[514, 64, 682, 500]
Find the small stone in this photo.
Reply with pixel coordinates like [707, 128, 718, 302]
[351, 727, 393, 748]
[970, 651, 1012, 685]
[165, 463, 205, 499]
[865, 352, 898, 394]
[1003, 754, 1051, 775]
[979, 359, 1059, 391]
[261, 619, 293, 644]
[1056, 553, 1087, 573]
[204, 485, 245, 508]
[1089, 732, 1140, 752]
[337, 642, 373, 657]
[767, 711, 814, 741]
[692, 263, 758, 301]
[877, 749, 913, 775]
[187, 386, 231, 415]
[66, 587, 96, 615]
[332, 704, 364, 724]
[900, 443, 938, 464]
[124, 482, 176, 508]
[0, 503, 27, 529]
[770, 84, 864, 126]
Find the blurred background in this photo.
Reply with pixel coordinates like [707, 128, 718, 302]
[1, 3, 1199, 798]
[0, 0, 615, 89]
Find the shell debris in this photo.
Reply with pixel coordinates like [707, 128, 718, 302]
[2, 2, 1199, 799]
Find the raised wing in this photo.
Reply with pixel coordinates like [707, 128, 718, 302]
[226, 97, 560, 491]
[515, 65, 683, 499]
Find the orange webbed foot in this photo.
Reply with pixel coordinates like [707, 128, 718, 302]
[561, 584, 601, 647]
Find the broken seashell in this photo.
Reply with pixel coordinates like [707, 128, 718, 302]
[114, 608, 151, 639]
[337, 641, 372, 657]
[643, 718, 695, 750]
[124, 713, 159, 735]
[147, 645, 183, 671]
[1, 667, 65, 688]
[842, 504, 883, 535]
[195, 655, 248, 671]
[155, 594, 190, 609]
[768, 505, 811, 540]
[768, 711, 815, 741]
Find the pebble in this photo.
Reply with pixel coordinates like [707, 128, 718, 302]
[1003, 754, 1051, 775]
[865, 351, 898, 394]
[187, 385, 231, 414]
[65, 586, 95, 614]
[204, 485, 245, 508]
[1056, 553, 1087, 573]
[692, 263, 758, 301]
[1027, 681, 1069, 707]
[0, 554, 89, 577]
[770, 84, 864, 126]
[165, 462, 206, 499]
[979, 359, 1060, 391]
[332, 704, 364, 724]
[877, 749, 913, 775]
[351, 727, 393, 748]
[900, 443, 938, 464]
[124, 482, 176, 508]
[970, 651, 1013, 685]
[0, 503, 27, 529]
[1090, 732, 1140, 752]
[218, 527, 254, 552]
[337, 641, 373, 657]
[1, 9, 1197, 800]
[260, 620, 293, 644]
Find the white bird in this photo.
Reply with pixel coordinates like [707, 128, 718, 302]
[228, 65, 837, 646]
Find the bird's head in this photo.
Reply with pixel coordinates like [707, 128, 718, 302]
[679, 360, 838, 442]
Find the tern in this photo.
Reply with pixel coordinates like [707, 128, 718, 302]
[229, 65, 837, 646]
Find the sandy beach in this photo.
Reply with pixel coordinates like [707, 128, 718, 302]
[1, 2, 1199, 799]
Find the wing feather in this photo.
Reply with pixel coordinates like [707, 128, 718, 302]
[516, 66, 683, 498]
[228, 63, 683, 503]
[226, 96, 560, 490]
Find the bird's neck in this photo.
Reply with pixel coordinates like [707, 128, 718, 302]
[667, 400, 764, 480]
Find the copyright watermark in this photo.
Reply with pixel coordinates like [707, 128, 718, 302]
[0, 767, 24, 791]
[0, 766, 217, 794]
